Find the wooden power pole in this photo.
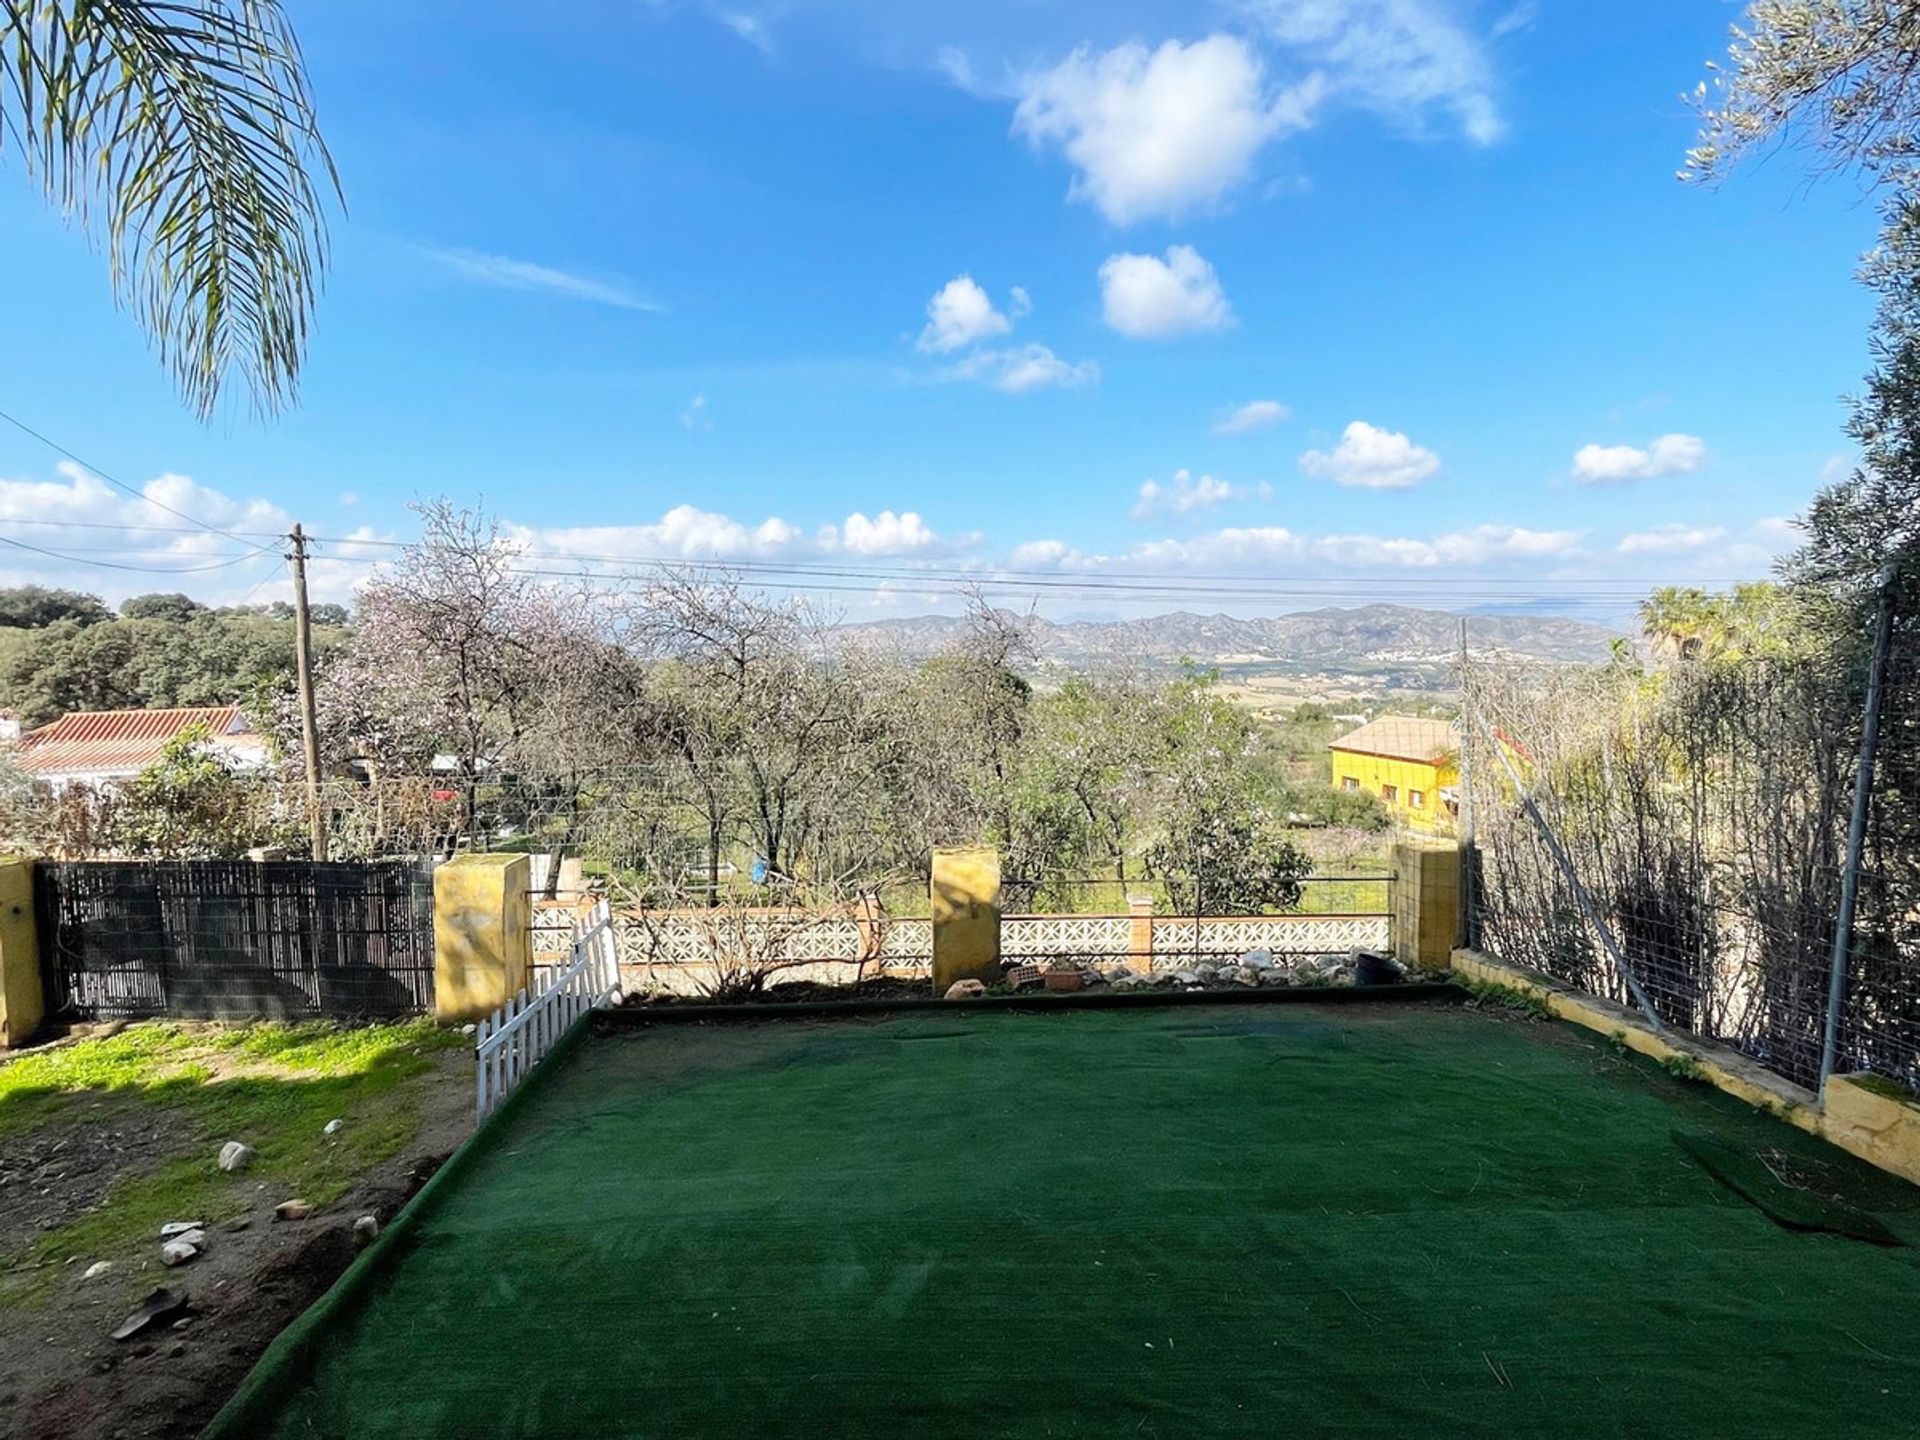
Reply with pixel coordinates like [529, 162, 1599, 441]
[288, 524, 326, 860]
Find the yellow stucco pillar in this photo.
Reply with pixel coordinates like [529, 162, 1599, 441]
[1391, 841, 1460, 974]
[434, 854, 533, 1024]
[931, 847, 1001, 991]
[0, 857, 44, 1049]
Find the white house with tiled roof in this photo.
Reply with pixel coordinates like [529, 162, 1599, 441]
[14, 707, 270, 790]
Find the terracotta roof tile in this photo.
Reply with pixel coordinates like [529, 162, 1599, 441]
[16, 707, 260, 778]
[1328, 716, 1459, 766]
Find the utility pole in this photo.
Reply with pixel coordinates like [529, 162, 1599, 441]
[288, 524, 326, 861]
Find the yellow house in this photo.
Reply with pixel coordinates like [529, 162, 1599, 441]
[1329, 716, 1460, 834]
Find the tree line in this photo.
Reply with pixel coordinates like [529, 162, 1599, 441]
[0, 586, 349, 729]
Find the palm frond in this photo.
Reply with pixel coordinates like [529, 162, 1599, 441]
[0, 0, 339, 416]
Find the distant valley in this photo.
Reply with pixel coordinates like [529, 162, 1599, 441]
[840, 604, 1622, 690]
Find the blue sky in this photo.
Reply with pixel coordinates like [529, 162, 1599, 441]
[0, 0, 1888, 624]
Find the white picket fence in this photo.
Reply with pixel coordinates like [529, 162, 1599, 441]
[475, 900, 619, 1121]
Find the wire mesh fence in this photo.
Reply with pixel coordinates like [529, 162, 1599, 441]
[1462, 579, 1919, 1095]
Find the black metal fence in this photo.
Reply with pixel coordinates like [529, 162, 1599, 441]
[33, 861, 437, 1022]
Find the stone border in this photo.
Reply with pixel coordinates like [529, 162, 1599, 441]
[1453, 948, 1920, 1187]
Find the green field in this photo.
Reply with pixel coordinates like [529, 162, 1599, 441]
[220, 1000, 1920, 1438]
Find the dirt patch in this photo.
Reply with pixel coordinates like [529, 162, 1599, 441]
[0, 1106, 197, 1259]
[0, 1049, 472, 1440]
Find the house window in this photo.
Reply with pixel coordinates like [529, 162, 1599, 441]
[1410, 789, 1425, 808]
[1341, 776, 1360, 792]
[1382, 784, 1398, 802]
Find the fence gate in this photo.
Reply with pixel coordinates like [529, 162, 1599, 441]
[33, 860, 437, 1022]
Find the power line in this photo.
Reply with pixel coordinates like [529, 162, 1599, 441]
[287, 531, 1753, 591]
[0, 532, 279, 575]
[0, 406, 255, 544]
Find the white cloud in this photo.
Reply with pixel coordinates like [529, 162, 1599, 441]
[949, 343, 1099, 393]
[1131, 469, 1271, 520]
[1617, 524, 1729, 556]
[1570, 433, 1706, 485]
[0, 462, 387, 605]
[1013, 35, 1324, 224]
[680, 393, 714, 432]
[1247, 0, 1505, 145]
[1099, 245, 1233, 339]
[1299, 421, 1441, 489]
[1009, 521, 1580, 575]
[917, 275, 1015, 353]
[837, 511, 942, 555]
[717, 9, 774, 56]
[1213, 399, 1290, 435]
[935, 45, 978, 93]
[418, 244, 659, 311]
[523, 504, 968, 564]
[1492, 2, 1539, 38]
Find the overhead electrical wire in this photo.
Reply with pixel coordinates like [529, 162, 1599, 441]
[0, 406, 256, 546]
[0, 407, 1735, 610]
[0, 532, 280, 575]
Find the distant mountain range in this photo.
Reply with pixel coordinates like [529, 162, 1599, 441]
[840, 604, 1620, 679]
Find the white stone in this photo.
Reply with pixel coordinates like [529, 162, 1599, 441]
[217, 1141, 256, 1173]
[943, 979, 986, 1001]
[161, 1240, 199, 1266]
[1171, 970, 1202, 986]
[159, 1221, 204, 1239]
[82, 1261, 113, 1281]
[352, 1215, 381, 1246]
[1229, 967, 1260, 987]
[1239, 950, 1274, 970]
[322, 1119, 345, 1138]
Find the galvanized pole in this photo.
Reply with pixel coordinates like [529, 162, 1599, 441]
[1818, 563, 1900, 1096]
[1480, 712, 1665, 1030]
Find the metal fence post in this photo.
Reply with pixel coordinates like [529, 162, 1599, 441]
[1818, 563, 1901, 1096]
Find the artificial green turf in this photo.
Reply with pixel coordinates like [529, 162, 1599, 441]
[238, 1003, 1920, 1438]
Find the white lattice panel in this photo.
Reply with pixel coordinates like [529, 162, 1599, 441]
[1002, 916, 1134, 958]
[879, 919, 931, 960]
[1151, 915, 1388, 958]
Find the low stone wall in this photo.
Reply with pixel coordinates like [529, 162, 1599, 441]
[534, 905, 1390, 999]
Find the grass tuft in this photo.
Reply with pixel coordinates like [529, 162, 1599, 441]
[0, 1020, 465, 1306]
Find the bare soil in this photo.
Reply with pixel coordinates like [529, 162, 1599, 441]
[0, 1050, 472, 1440]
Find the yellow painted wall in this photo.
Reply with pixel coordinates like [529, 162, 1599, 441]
[433, 854, 533, 1024]
[931, 847, 1001, 991]
[1391, 842, 1460, 972]
[0, 856, 42, 1048]
[1330, 749, 1458, 834]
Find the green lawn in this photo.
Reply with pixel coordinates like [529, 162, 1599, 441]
[226, 1001, 1920, 1438]
[0, 1020, 465, 1304]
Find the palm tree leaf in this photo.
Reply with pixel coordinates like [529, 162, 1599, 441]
[0, 0, 339, 417]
